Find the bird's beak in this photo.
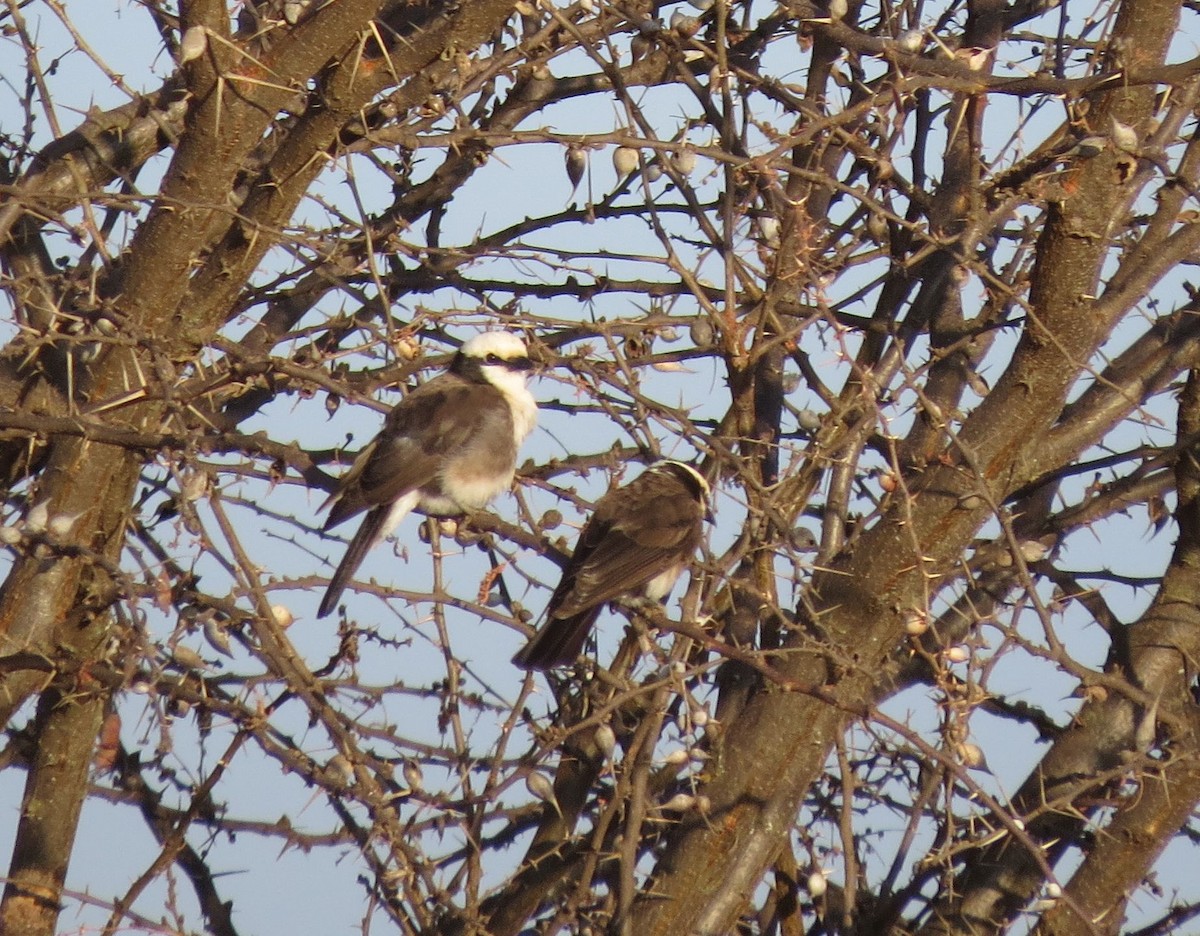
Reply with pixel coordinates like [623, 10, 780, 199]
[704, 504, 716, 523]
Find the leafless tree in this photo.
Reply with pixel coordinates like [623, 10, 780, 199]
[2, 0, 1200, 934]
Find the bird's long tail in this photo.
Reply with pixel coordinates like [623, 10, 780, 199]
[318, 507, 388, 618]
[512, 608, 601, 670]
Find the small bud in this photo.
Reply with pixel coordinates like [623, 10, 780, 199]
[203, 615, 234, 657]
[167, 697, 192, 718]
[526, 772, 561, 815]
[956, 741, 989, 770]
[171, 645, 207, 671]
[539, 509, 563, 531]
[1108, 115, 1137, 151]
[943, 645, 970, 664]
[807, 870, 828, 898]
[662, 749, 690, 767]
[181, 469, 209, 502]
[325, 754, 355, 788]
[902, 609, 929, 636]
[797, 409, 822, 432]
[403, 760, 424, 791]
[47, 511, 83, 538]
[271, 604, 294, 629]
[659, 792, 695, 812]
[565, 145, 587, 190]
[282, 0, 307, 24]
[179, 26, 207, 64]
[643, 161, 663, 182]
[25, 500, 50, 534]
[594, 723, 617, 758]
[896, 29, 924, 52]
[0, 526, 21, 545]
[670, 11, 701, 35]
[672, 148, 697, 175]
[1018, 540, 1049, 563]
[613, 146, 640, 175]
[689, 318, 714, 347]
[827, 0, 848, 19]
[393, 335, 421, 361]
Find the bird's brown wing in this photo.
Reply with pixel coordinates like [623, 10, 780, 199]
[323, 377, 508, 529]
[548, 471, 703, 620]
[514, 467, 704, 669]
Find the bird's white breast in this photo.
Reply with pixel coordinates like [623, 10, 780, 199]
[488, 367, 538, 443]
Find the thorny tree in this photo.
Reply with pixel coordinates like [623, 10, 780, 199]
[2, 0, 1200, 934]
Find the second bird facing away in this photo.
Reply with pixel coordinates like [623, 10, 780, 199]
[317, 332, 536, 618]
[513, 460, 712, 670]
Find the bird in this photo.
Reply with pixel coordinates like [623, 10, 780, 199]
[317, 332, 536, 618]
[512, 460, 711, 670]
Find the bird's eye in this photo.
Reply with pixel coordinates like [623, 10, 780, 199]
[486, 353, 501, 363]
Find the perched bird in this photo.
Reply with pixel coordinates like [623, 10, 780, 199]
[318, 332, 536, 618]
[513, 460, 711, 670]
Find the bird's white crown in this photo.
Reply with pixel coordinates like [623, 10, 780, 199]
[461, 331, 529, 362]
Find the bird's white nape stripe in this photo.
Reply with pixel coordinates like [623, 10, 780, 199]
[657, 460, 710, 499]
